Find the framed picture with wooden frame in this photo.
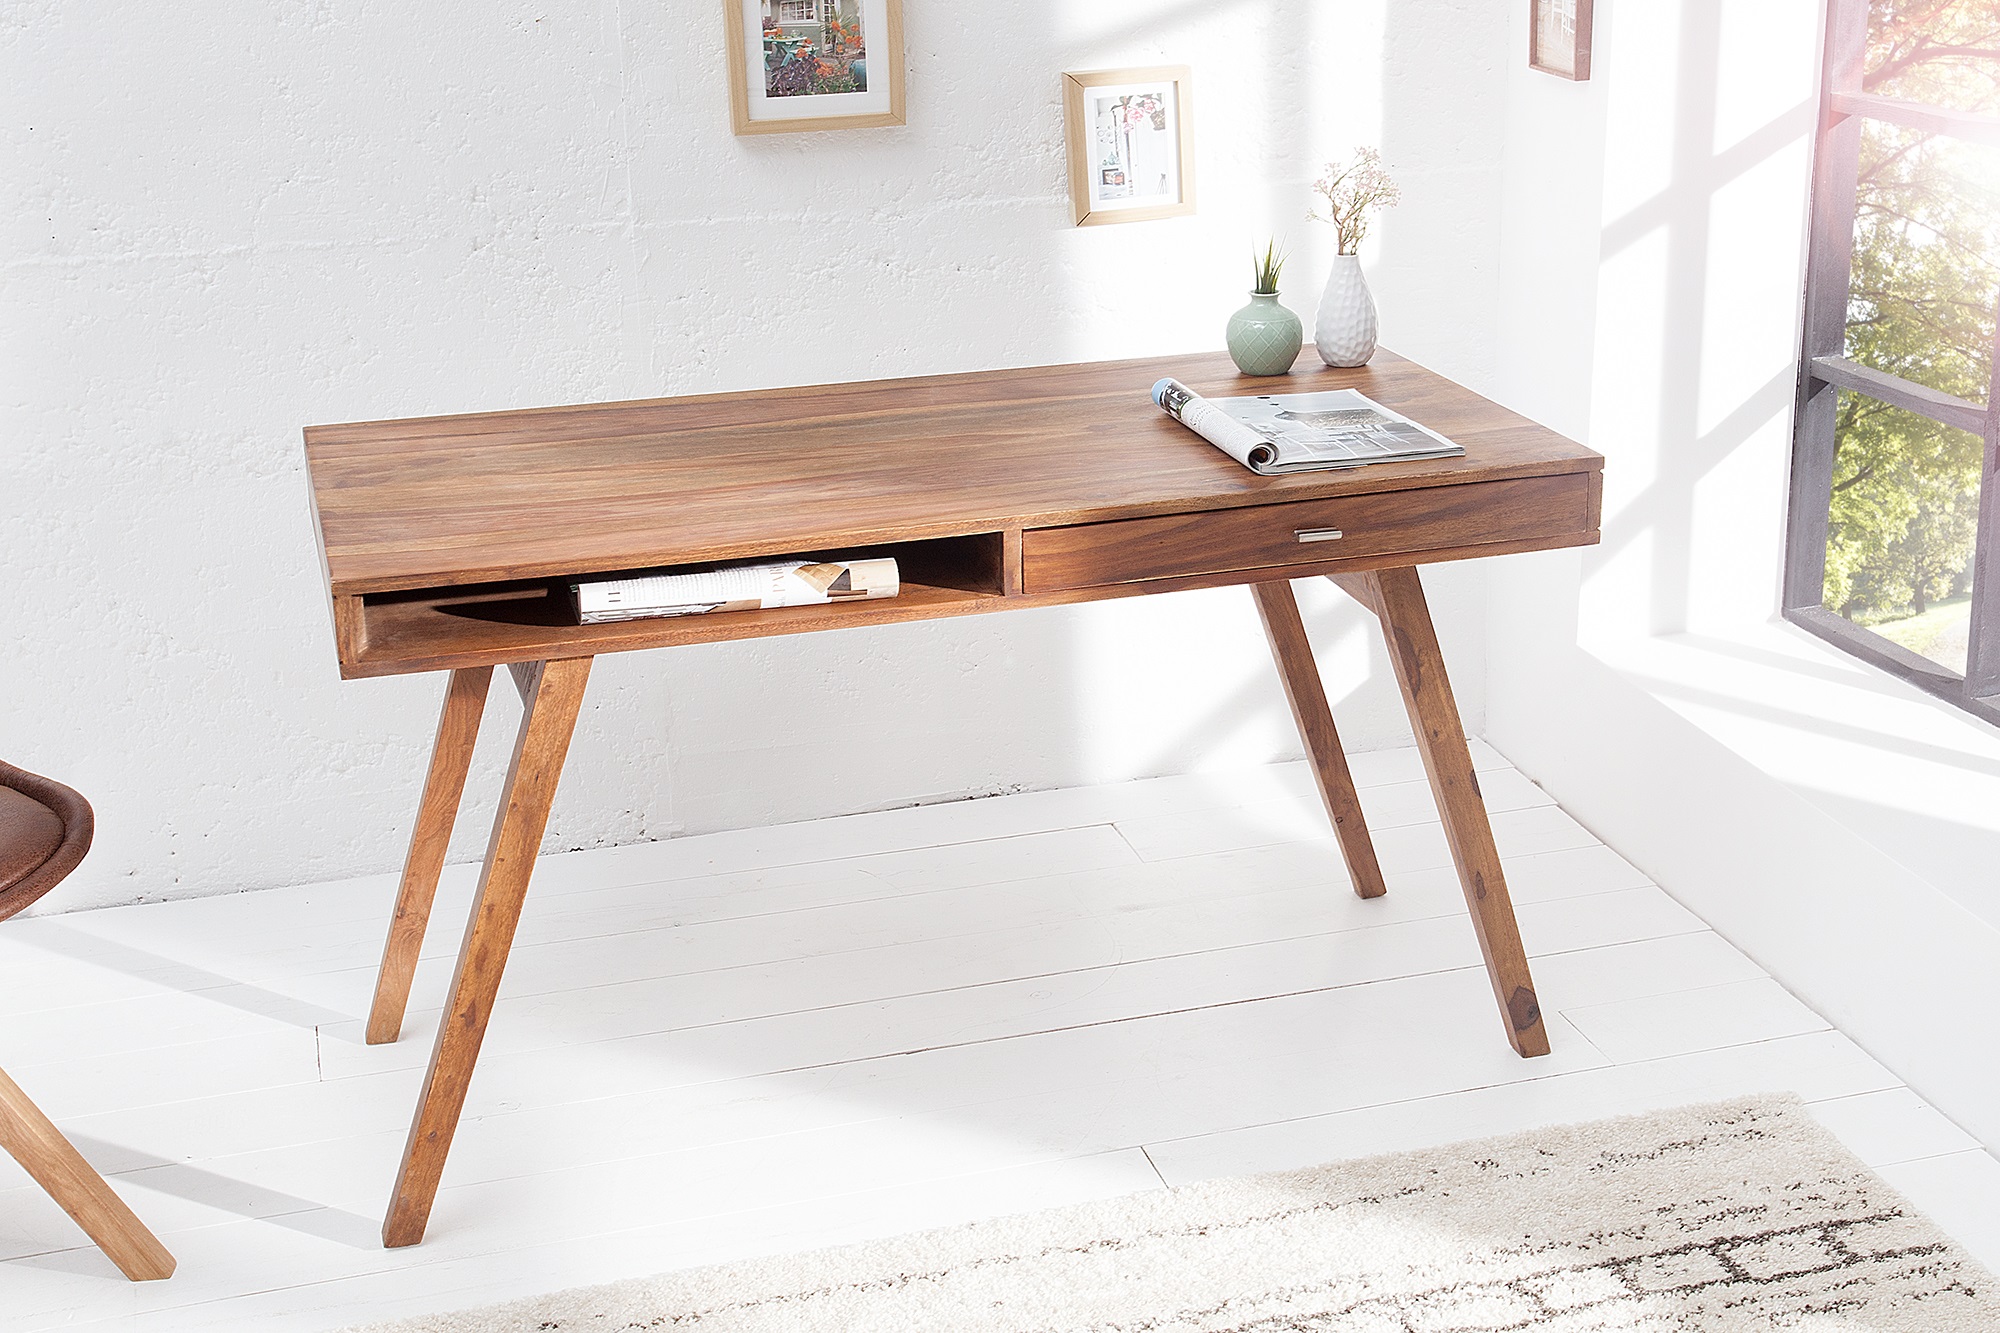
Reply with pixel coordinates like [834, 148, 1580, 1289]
[1528, 0, 1593, 81]
[1062, 66, 1196, 227]
[724, 0, 906, 135]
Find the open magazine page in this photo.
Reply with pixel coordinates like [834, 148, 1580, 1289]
[1151, 378, 1464, 475]
[1216, 389, 1462, 469]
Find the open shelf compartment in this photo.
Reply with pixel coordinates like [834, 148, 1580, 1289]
[340, 531, 1011, 679]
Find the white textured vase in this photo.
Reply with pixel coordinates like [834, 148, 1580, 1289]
[1314, 254, 1378, 367]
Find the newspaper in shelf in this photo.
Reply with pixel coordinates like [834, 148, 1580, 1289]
[1150, 377, 1465, 475]
[573, 558, 900, 625]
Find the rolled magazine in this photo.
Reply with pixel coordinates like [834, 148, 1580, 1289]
[1151, 377, 1464, 475]
[572, 557, 899, 625]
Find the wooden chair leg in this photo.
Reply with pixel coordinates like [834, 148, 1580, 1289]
[367, 665, 495, 1045]
[382, 657, 593, 1248]
[0, 1065, 175, 1281]
[1330, 567, 1552, 1058]
[1250, 580, 1388, 899]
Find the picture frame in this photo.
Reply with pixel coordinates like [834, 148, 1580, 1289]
[1528, 0, 1593, 81]
[1062, 66, 1196, 227]
[724, 0, 906, 135]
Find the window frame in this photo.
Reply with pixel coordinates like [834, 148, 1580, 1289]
[1785, 0, 2000, 725]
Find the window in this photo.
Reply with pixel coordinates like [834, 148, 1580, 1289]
[776, 0, 820, 23]
[1786, 0, 2000, 723]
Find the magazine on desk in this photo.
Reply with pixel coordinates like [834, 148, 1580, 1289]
[571, 557, 899, 624]
[1151, 377, 1465, 475]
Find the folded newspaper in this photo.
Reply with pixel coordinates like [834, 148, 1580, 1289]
[1150, 377, 1464, 474]
[572, 557, 899, 625]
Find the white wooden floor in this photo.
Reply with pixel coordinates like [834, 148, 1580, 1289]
[3, 741, 1998, 1330]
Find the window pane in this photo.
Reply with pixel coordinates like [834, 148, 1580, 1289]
[1845, 119, 1999, 404]
[1867, 0, 2000, 114]
[1823, 390, 1985, 674]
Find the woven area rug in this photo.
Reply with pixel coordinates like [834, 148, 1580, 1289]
[350, 1097, 1999, 1332]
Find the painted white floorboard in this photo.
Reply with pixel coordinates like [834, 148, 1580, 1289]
[1878, 1152, 2000, 1266]
[1809, 1087, 1982, 1166]
[0, 747, 1993, 1332]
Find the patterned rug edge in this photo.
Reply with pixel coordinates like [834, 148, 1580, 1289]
[340, 1094, 2000, 1332]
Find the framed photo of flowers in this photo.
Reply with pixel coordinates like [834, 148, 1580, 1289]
[1062, 67, 1196, 226]
[725, 0, 906, 135]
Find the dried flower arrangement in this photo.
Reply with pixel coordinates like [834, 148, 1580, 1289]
[1309, 148, 1401, 255]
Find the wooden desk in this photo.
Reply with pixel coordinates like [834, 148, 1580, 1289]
[304, 349, 1602, 1248]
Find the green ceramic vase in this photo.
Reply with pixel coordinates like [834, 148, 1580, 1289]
[1226, 290, 1304, 376]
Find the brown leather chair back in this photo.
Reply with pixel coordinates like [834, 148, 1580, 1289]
[0, 760, 94, 923]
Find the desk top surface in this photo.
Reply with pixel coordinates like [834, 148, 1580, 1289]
[304, 349, 1601, 597]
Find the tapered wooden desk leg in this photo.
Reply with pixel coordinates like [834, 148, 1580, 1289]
[0, 1065, 175, 1280]
[367, 665, 495, 1046]
[1331, 567, 1551, 1058]
[382, 657, 592, 1248]
[1250, 580, 1388, 899]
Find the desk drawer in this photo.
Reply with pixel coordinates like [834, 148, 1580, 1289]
[1021, 473, 1593, 593]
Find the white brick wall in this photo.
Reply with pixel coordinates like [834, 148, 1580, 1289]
[1, 1, 1508, 910]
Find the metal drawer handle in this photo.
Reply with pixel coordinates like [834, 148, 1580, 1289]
[1294, 527, 1345, 543]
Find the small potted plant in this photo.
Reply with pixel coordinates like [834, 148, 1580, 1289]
[1226, 239, 1304, 377]
[1308, 147, 1400, 366]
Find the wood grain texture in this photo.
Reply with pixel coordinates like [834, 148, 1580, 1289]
[340, 531, 1600, 680]
[304, 350, 1603, 600]
[366, 666, 494, 1046]
[1002, 527, 1025, 596]
[0, 1064, 175, 1281]
[328, 351, 1595, 1232]
[1023, 473, 1592, 594]
[507, 660, 541, 705]
[1250, 580, 1386, 900]
[383, 657, 593, 1248]
[332, 594, 367, 666]
[1331, 567, 1551, 1059]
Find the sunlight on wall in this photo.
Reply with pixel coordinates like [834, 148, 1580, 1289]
[1475, 0, 2000, 1160]
[1569, 0, 1819, 644]
[1049, 0, 1390, 365]
[1067, 584, 1375, 783]
[1580, 228, 1671, 644]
